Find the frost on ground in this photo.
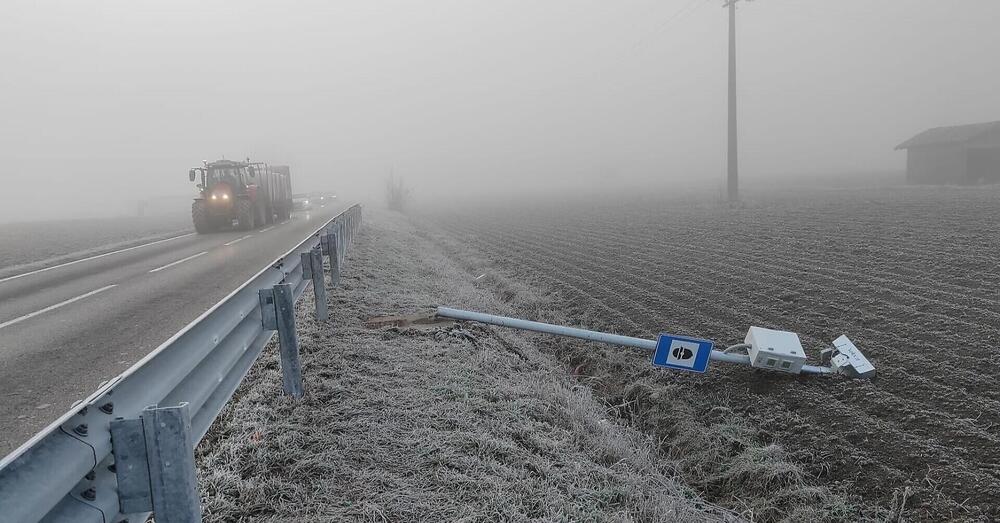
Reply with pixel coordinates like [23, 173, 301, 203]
[196, 209, 736, 522]
[0, 214, 190, 276]
[424, 187, 1000, 522]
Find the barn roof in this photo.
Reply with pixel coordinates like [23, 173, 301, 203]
[895, 121, 1000, 150]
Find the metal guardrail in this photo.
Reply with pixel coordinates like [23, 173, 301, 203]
[0, 204, 362, 523]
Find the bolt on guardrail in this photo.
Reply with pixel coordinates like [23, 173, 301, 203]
[0, 204, 363, 523]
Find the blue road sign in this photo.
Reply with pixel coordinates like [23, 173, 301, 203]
[652, 334, 713, 373]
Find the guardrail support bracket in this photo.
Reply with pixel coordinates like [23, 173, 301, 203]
[110, 403, 202, 522]
[258, 289, 277, 330]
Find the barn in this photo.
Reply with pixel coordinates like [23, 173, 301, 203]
[895, 121, 1000, 185]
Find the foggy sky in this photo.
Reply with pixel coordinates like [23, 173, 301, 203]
[1, 0, 998, 221]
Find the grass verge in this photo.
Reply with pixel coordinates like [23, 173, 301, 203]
[196, 208, 736, 522]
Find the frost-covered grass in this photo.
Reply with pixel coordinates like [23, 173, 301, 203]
[196, 209, 736, 522]
[0, 214, 190, 275]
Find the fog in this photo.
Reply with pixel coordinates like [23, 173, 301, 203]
[1, 0, 997, 221]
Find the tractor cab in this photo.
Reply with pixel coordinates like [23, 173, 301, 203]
[190, 160, 254, 195]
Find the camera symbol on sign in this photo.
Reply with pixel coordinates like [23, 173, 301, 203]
[666, 339, 699, 369]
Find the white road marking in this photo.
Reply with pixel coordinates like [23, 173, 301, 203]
[0, 233, 195, 285]
[0, 284, 117, 330]
[223, 235, 252, 246]
[259, 226, 275, 233]
[148, 251, 208, 273]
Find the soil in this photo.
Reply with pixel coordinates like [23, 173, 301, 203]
[196, 209, 737, 522]
[423, 186, 1000, 522]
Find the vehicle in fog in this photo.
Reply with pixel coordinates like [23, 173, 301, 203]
[308, 191, 337, 207]
[188, 160, 293, 233]
[292, 194, 313, 212]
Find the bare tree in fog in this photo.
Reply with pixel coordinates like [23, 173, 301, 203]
[385, 173, 411, 212]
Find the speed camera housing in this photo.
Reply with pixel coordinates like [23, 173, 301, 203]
[745, 326, 807, 374]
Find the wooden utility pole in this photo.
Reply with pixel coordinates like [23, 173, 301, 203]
[725, 0, 741, 202]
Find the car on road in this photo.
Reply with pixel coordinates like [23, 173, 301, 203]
[292, 195, 312, 211]
[308, 191, 337, 207]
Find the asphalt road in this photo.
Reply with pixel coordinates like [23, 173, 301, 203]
[0, 203, 347, 455]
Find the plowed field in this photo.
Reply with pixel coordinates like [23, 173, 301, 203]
[430, 187, 1000, 522]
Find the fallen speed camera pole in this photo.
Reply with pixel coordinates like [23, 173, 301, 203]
[435, 307, 875, 379]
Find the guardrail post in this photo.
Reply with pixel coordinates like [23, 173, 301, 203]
[273, 283, 304, 397]
[337, 221, 346, 267]
[327, 233, 340, 286]
[309, 247, 328, 321]
[110, 403, 201, 523]
[341, 219, 348, 259]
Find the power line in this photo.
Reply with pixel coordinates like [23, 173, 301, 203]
[630, 0, 710, 52]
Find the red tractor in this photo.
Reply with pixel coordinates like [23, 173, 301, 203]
[188, 159, 293, 234]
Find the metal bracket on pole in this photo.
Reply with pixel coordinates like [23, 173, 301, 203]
[110, 418, 152, 514]
[258, 288, 277, 330]
[301, 251, 313, 280]
[109, 403, 201, 523]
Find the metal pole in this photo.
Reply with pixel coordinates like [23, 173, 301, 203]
[141, 404, 201, 523]
[327, 233, 340, 287]
[726, 0, 739, 202]
[338, 221, 346, 267]
[310, 247, 328, 321]
[273, 283, 304, 397]
[435, 307, 832, 374]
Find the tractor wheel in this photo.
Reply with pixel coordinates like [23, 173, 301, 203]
[236, 200, 255, 231]
[192, 201, 212, 234]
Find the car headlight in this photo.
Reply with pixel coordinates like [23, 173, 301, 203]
[222, 193, 229, 199]
[211, 194, 217, 200]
